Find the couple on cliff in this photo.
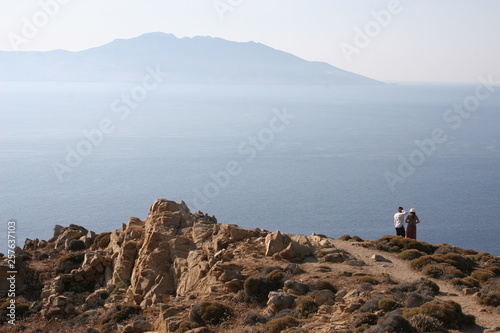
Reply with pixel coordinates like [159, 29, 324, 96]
[393, 207, 420, 240]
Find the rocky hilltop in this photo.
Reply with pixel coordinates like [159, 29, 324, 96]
[1, 199, 499, 333]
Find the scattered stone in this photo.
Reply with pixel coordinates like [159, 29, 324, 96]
[284, 280, 309, 295]
[267, 291, 296, 313]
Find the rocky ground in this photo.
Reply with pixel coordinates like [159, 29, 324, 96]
[0, 199, 499, 333]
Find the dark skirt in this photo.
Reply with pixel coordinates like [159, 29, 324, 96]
[406, 225, 417, 240]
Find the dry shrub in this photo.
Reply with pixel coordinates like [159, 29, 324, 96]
[353, 312, 378, 327]
[479, 291, 500, 307]
[471, 268, 496, 282]
[475, 252, 495, 262]
[352, 235, 364, 242]
[399, 249, 425, 261]
[404, 292, 432, 308]
[190, 301, 232, 325]
[390, 278, 440, 297]
[339, 235, 352, 241]
[377, 298, 400, 312]
[410, 255, 444, 271]
[0, 300, 30, 323]
[368, 312, 418, 333]
[266, 270, 285, 290]
[484, 266, 500, 276]
[93, 232, 111, 249]
[101, 304, 141, 326]
[409, 314, 444, 332]
[442, 253, 476, 273]
[244, 276, 266, 301]
[295, 296, 318, 317]
[457, 248, 478, 255]
[240, 311, 267, 326]
[376, 236, 437, 254]
[403, 300, 475, 330]
[316, 280, 337, 293]
[176, 321, 199, 333]
[450, 277, 480, 289]
[265, 316, 299, 333]
[423, 263, 465, 279]
[66, 230, 83, 240]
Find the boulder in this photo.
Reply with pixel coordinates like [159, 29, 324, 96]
[265, 231, 291, 256]
[284, 280, 309, 295]
[267, 291, 296, 313]
[278, 241, 315, 260]
[314, 289, 336, 305]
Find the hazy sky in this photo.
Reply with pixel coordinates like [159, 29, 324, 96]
[1, 0, 499, 83]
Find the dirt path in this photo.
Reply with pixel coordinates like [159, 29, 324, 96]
[330, 239, 500, 332]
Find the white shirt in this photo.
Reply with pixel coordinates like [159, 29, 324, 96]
[394, 210, 407, 228]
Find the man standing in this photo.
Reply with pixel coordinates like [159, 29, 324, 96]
[394, 206, 407, 237]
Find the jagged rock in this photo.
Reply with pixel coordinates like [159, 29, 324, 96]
[225, 278, 244, 292]
[278, 240, 315, 260]
[308, 233, 334, 248]
[284, 280, 309, 295]
[267, 291, 296, 313]
[42, 295, 75, 319]
[219, 269, 243, 282]
[122, 318, 152, 333]
[50, 225, 64, 241]
[265, 231, 291, 256]
[84, 288, 109, 310]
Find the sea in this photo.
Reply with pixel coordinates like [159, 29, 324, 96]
[1, 82, 499, 255]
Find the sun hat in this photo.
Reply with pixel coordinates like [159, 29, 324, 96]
[409, 208, 416, 213]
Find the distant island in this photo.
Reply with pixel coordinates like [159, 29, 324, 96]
[0, 32, 382, 85]
[0, 199, 498, 332]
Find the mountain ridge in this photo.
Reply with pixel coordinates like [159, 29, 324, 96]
[0, 32, 382, 85]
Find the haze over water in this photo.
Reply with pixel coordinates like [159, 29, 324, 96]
[1, 82, 499, 255]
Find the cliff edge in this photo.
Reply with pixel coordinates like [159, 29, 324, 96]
[1, 199, 499, 333]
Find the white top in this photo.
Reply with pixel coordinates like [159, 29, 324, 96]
[394, 210, 407, 228]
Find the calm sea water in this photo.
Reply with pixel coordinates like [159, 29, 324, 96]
[1, 82, 499, 255]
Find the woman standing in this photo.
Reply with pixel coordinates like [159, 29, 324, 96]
[405, 208, 420, 240]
